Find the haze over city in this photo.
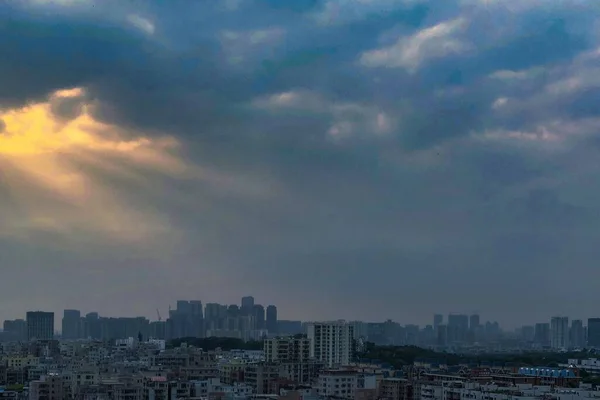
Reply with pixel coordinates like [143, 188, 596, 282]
[1, 0, 600, 328]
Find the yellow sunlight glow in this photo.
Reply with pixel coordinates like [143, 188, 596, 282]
[0, 87, 187, 244]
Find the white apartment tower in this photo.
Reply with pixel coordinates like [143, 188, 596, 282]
[550, 316, 569, 349]
[306, 320, 354, 368]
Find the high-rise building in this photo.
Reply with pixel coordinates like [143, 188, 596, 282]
[278, 320, 303, 336]
[266, 305, 278, 334]
[241, 296, 254, 315]
[520, 325, 535, 342]
[588, 318, 600, 347]
[550, 316, 569, 349]
[204, 303, 227, 330]
[253, 304, 265, 330]
[26, 311, 54, 341]
[447, 314, 469, 343]
[469, 314, 480, 330]
[167, 300, 203, 339]
[84, 312, 101, 340]
[433, 314, 443, 332]
[306, 320, 354, 368]
[175, 300, 191, 316]
[189, 301, 203, 318]
[227, 305, 240, 318]
[534, 322, 550, 347]
[62, 309, 81, 340]
[570, 320, 585, 349]
[436, 324, 448, 347]
[3, 319, 26, 341]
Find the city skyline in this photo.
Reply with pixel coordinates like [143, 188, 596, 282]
[5, 307, 600, 352]
[2, 1, 600, 326]
[4, 300, 600, 334]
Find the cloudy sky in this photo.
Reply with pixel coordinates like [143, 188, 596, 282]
[1, 0, 599, 328]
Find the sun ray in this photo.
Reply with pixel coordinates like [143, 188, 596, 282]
[0, 87, 186, 243]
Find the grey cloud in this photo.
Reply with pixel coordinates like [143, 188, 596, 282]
[1, 0, 600, 326]
[49, 95, 86, 121]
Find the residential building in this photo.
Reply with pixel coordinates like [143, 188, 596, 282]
[379, 378, 413, 400]
[306, 321, 354, 368]
[26, 311, 54, 341]
[3, 319, 26, 341]
[29, 374, 64, 400]
[570, 320, 585, 349]
[588, 318, 600, 347]
[62, 309, 81, 340]
[253, 305, 265, 330]
[243, 363, 278, 394]
[551, 317, 569, 349]
[264, 336, 311, 363]
[534, 323, 550, 347]
[266, 305, 278, 334]
[315, 369, 358, 399]
[241, 296, 254, 315]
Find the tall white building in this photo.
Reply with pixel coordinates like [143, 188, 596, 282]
[550, 316, 569, 349]
[306, 320, 354, 368]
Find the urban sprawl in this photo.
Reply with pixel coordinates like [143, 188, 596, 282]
[1, 296, 600, 400]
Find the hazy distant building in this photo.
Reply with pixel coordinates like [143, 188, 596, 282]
[253, 304, 265, 330]
[447, 314, 469, 343]
[190, 300, 203, 318]
[204, 303, 227, 330]
[61, 309, 81, 339]
[241, 296, 254, 315]
[149, 320, 166, 340]
[266, 305, 277, 334]
[437, 324, 448, 347]
[3, 319, 26, 341]
[550, 316, 569, 349]
[469, 314, 480, 330]
[534, 322, 550, 347]
[84, 312, 101, 339]
[227, 305, 240, 318]
[278, 320, 303, 335]
[27, 311, 54, 341]
[175, 300, 191, 316]
[433, 314, 443, 332]
[306, 320, 354, 368]
[571, 320, 585, 349]
[520, 325, 535, 342]
[405, 324, 419, 346]
[588, 318, 600, 347]
[167, 301, 203, 339]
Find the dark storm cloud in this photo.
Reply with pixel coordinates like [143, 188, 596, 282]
[2, 0, 600, 325]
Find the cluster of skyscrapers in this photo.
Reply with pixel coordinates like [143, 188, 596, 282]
[530, 317, 600, 349]
[431, 314, 600, 350]
[1, 296, 282, 342]
[5, 307, 600, 352]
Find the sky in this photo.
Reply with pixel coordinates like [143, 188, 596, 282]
[0, 0, 600, 329]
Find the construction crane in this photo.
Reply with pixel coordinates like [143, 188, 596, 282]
[156, 309, 162, 322]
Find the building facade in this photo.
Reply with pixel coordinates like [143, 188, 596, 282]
[588, 318, 600, 347]
[306, 321, 354, 368]
[26, 311, 54, 341]
[550, 317, 569, 349]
